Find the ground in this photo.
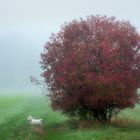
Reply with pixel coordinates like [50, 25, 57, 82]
[0, 91, 140, 140]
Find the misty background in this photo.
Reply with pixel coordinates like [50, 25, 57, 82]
[0, 0, 140, 92]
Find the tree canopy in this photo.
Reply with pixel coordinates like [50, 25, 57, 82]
[41, 16, 140, 122]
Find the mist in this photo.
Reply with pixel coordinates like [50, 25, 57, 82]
[0, 31, 41, 91]
[0, 0, 140, 92]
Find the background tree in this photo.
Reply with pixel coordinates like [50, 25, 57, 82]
[41, 16, 140, 123]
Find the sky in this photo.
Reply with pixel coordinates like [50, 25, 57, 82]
[0, 0, 140, 92]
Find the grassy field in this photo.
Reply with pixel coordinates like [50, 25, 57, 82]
[0, 91, 140, 140]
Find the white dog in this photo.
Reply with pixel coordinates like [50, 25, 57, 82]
[27, 115, 42, 126]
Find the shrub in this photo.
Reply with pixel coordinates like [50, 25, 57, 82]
[41, 15, 140, 123]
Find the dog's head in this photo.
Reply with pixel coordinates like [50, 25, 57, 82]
[27, 115, 33, 121]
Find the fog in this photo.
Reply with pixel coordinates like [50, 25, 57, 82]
[0, 0, 140, 92]
[0, 31, 40, 91]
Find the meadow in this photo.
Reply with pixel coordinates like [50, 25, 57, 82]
[0, 91, 140, 140]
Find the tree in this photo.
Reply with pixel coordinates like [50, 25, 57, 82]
[41, 16, 140, 123]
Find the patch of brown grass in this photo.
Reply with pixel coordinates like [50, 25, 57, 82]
[31, 127, 47, 136]
[110, 118, 140, 128]
[78, 120, 104, 129]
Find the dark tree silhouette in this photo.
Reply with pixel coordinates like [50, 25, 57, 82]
[41, 16, 140, 122]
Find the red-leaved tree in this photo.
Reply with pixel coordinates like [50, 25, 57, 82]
[41, 16, 140, 122]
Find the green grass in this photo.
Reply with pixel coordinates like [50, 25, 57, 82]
[0, 92, 140, 140]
